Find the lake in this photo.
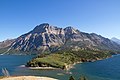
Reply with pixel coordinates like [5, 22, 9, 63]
[0, 55, 120, 80]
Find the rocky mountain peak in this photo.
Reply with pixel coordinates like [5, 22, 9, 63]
[64, 26, 79, 34]
[64, 26, 75, 31]
[32, 23, 50, 33]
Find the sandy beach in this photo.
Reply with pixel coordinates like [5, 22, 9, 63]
[0, 76, 58, 80]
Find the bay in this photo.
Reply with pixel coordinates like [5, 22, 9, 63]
[0, 55, 120, 80]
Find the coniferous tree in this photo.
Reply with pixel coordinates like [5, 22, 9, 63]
[69, 76, 75, 80]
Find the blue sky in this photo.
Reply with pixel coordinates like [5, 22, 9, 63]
[0, 0, 120, 41]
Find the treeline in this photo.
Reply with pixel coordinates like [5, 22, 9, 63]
[69, 76, 87, 80]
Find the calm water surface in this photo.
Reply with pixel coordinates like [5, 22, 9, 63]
[0, 55, 120, 80]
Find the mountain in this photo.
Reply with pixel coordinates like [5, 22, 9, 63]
[111, 37, 120, 45]
[0, 39, 15, 49]
[0, 23, 120, 54]
[0, 39, 15, 53]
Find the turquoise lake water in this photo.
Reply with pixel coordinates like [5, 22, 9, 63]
[0, 55, 120, 80]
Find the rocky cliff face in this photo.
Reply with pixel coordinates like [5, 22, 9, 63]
[0, 23, 120, 54]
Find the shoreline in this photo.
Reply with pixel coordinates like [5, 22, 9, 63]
[64, 56, 112, 71]
[27, 61, 82, 71]
[65, 61, 82, 71]
[28, 67, 60, 70]
[26, 58, 109, 71]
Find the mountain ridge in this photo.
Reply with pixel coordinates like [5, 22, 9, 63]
[0, 23, 120, 54]
[111, 37, 120, 45]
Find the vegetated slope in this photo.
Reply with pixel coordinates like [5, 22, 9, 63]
[26, 50, 111, 69]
